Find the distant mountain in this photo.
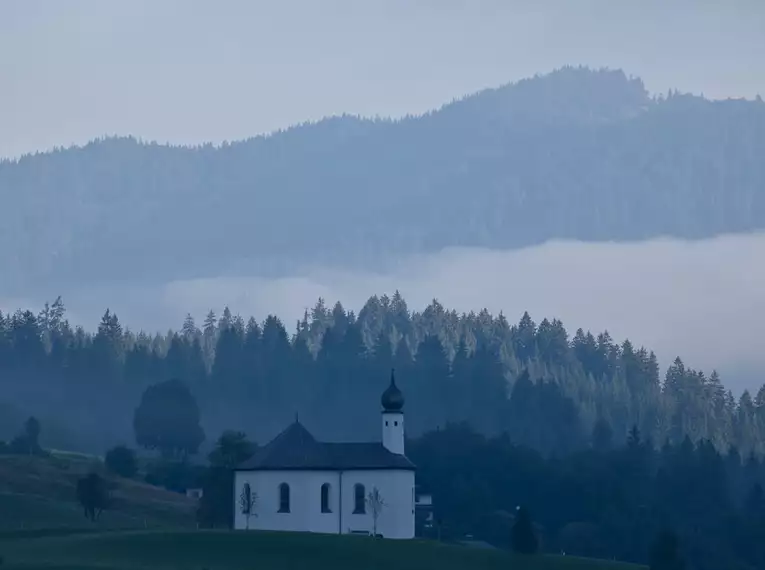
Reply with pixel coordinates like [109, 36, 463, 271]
[2, 66, 764, 291]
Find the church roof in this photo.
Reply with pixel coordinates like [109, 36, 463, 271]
[236, 420, 415, 471]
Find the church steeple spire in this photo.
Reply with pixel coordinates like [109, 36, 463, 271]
[381, 368, 405, 455]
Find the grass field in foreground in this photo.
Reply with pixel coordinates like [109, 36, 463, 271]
[0, 529, 647, 570]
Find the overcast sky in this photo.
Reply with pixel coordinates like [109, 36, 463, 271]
[2, 0, 764, 158]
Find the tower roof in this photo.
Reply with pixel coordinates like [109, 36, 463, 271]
[381, 368, 404, 412]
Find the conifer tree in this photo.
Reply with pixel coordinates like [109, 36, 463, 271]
[511, 506, 538, 555]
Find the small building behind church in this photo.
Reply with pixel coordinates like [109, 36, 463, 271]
[233, 371, 416, 539]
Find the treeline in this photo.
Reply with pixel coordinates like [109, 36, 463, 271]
[0, 293, 763, 457]
[409, 423, 765, 570]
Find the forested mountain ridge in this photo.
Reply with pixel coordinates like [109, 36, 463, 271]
[2, 66, 765, 291]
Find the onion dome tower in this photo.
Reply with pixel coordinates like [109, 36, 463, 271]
[381, 369, 405, 455]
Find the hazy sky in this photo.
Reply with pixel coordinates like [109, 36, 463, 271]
[2, 0, 764, 158]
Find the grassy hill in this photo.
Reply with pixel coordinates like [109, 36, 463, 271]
[0, 452, 196, 531]
[0, 452, 645, 569]
[0, 529, 647, 570]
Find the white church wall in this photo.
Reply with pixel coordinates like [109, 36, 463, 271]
[234, 468, 415, 539]
[234, 470, 340, 534]
[340, 469, 415, 539]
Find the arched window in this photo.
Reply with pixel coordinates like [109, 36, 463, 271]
[278, 483, 290, 513]
[321, 483, 332, 513]
[353, 483, 366, 514]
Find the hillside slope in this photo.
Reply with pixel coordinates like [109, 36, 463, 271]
[0, 529, 646, 570]
[0, 453, 195, 530]
[1, 66, 764, 291]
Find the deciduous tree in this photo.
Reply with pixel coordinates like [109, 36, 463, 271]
[133, 379, 205, 458]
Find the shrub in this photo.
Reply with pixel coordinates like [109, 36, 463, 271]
[144, 459, 203, 493]
[105, 445, 138, 478]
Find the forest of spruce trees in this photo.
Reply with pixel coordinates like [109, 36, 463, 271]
[1, 292, 763, 458]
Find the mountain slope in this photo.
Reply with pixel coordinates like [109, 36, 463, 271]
[1, 66, 764, 291]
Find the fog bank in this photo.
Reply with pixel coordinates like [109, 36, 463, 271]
[3, 233, 764, 394]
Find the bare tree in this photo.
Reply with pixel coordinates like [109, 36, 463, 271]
[239, 482, 258, 530]
[366, 487, 386, 537]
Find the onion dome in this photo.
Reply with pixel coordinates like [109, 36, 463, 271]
[381, 368, 404, 412]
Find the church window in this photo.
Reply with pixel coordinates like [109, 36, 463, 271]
[394, 421, 398, 426]
[278, 483, 290, 513]
[385, 420, 389, 426]
[353, 483, 366, 514]
[321, 483, 332, 513]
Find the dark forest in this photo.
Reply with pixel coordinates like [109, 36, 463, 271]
[2, 293, 764, 455]
[2, 294, 765, 568]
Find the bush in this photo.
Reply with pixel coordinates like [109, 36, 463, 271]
[9, 435, 32, 455]
[6, 417, 45, 456]
[144, 459, 203, 493]
[650, 529, 685, 570]
[105, 445, 138, 478]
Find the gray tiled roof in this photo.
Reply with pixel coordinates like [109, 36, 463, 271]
[236, 421, 415, 471]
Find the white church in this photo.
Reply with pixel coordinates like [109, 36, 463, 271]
[233, 370, 416, 539]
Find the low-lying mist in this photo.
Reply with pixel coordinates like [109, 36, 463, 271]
[4, 232, 765, 394]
